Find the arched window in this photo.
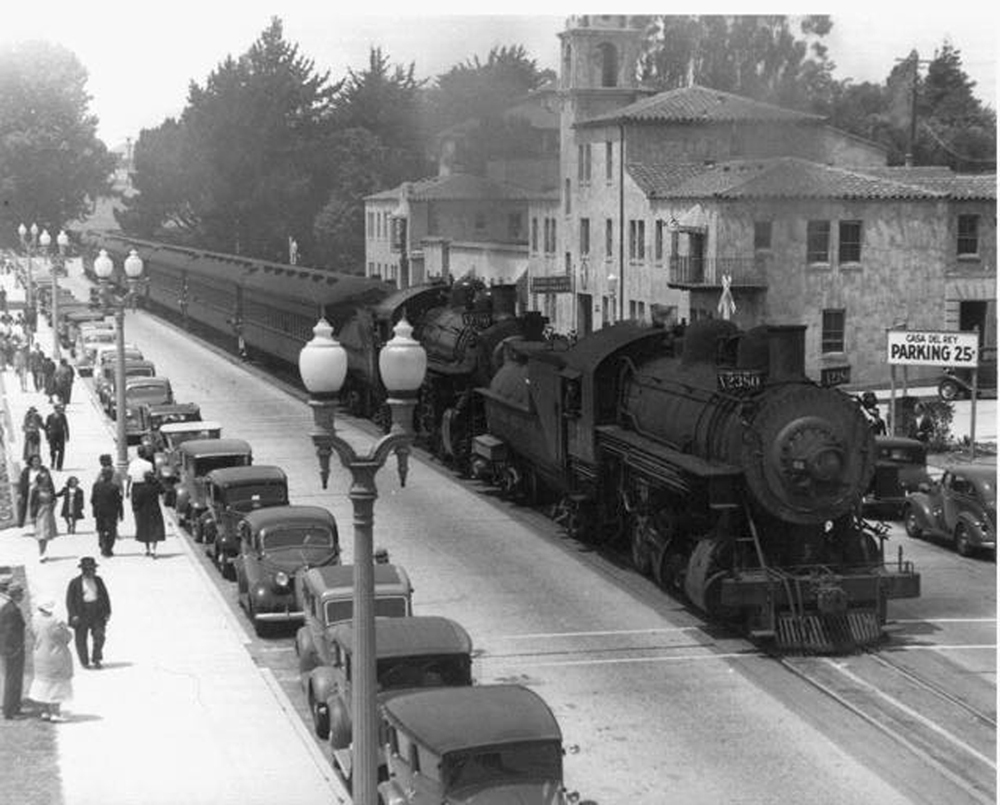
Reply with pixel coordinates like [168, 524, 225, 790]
[562, 43, 572, 86]
[598, 43, 618, 87]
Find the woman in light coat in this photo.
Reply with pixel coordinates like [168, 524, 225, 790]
[28, 599, 74, 721]
[30, 465, 59, 562]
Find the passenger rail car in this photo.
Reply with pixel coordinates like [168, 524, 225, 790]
[472, 319, 921, 653]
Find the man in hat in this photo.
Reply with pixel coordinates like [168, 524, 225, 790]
[0, 580, 27, 717]
[91, 467, 123, 557]
[45, 403, 70, 471]
[65, 558, 112, 669]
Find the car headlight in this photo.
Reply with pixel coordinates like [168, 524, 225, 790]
[274, 571, 290, 591]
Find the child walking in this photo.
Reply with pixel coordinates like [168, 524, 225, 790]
[56, 476, 85, 534]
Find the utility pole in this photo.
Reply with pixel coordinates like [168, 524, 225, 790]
[895, 52, 933, 166]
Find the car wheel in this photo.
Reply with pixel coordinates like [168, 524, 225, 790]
[221, 557, 236, 582]
[311, 692, 330, 739]
[903, 507, 923, 539]
[954, 524, 973, 557]
[938, 379, 961, 401]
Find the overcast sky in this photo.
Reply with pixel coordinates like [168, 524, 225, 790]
[3, 2, 997, 149]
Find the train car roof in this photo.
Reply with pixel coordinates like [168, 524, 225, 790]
[239, 263, 390, 308]
[372, 282, 450, 319]
[562, 322, 672, 374]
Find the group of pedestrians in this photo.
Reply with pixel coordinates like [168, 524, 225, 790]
[1, 560, 112, 721]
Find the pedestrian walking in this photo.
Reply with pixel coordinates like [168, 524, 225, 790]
[44, 403, 69, 471]
[54, 358, 75, 404]
[13, 344, 28, 392]
[98, 452, 125, 492]
[55, 476, 85, 534]
[28, 599, 74, 721]
[132, 470, 166, 558]
[91, 467, 123, 558]
[29, 464, 58, 563]
[125, 446, 152, 498]
[22, 405, 44, 463]
[29, 345, 45, 392]
[42, 355, 57, 403]
[0, 581, 27, 719]
[65, 558, 111, 670]
[0, 286, 7, 313]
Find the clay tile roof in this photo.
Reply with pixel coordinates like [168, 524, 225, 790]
[628, 157, 994, 200]
[578, 84, 824, 127]
[366, 173, 542, 203]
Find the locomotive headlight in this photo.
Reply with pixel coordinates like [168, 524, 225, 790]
[274, 571, 290, 590]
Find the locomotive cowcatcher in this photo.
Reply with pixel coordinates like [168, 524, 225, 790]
[472, 319, 920, 653]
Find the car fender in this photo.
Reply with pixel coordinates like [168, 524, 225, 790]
[904, 493, 935, 528]
[378, 781, 409, 805]
[956, 511, 990, 544]
[296, 627, 319, 677]
[309, 666, 339, 710]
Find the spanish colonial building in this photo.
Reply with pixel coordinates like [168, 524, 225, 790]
[365, 14, 996, 386]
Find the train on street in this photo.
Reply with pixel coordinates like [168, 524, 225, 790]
[79, 231, 921, 652]
[469, 319, 922, 652]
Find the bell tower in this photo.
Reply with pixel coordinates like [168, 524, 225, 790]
[558, 15, 644, 122]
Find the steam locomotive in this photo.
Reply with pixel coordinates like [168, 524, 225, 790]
[470, 318, 921, 652]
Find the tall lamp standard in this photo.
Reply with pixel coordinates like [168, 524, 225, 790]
[93, 248, 144, 479]
[54, 230, 69, 360]
[298, 315, 426, 805]
[16, 222, 39, 345]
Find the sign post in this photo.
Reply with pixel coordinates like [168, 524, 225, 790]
[886, 329, 980, 456]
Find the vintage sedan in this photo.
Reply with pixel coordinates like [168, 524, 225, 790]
[121, 377, 174, 444]
[97, 359, 157, 414]
[324, 616, 475, 785]
[862, 436, 933, 519]
[201, 465, 289, 578]
[378, 685, 569, 805]
[296, 564, 414, 736]
[152, 417, 219, 505]
[938, 346, 997, 400]
[235, 505, 340, 635]
[75, 330, 119, 375]
[175, 438, 252, 526]
[904, 464, 996, 557]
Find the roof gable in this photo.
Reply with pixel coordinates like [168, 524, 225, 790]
[366, 172, 541, 203]
[579, 84, 824, 127]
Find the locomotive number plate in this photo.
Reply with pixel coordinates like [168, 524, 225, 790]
[717, 369, 764, 392]
[462, 311, 494, 328]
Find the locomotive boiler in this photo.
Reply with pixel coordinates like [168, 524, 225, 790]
[473, 319, 920, 652]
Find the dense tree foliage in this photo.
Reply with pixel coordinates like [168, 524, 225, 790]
[0, 41, 115, 245]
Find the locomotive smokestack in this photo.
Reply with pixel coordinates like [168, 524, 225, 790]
[767, 325, 806, 381]
[490, 284, 517, 319]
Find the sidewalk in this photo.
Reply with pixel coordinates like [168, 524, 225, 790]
[1, 265, 347, 804]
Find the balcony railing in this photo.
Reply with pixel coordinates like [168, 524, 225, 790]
[668, 255, 768, 289]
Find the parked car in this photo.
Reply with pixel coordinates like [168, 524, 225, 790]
[140, 402, 202, 453]
[324, 616, 475, 784]
[862, 436, 932, 519]
[175, 438, 252, 526]
[200, 465, 289, 577]
[378, 685, 568, 805]
[120, 377, 174, 444]
[938, 346, 997, 400]
[296, 563, 414, 735]
[97, 359, 157, 414]
[235, 505, 339, 635]
[94, 343, 143, 377]
[904, 464, 996, 557]
[75, 330, 118, 375]
[153, 419, 221, 506]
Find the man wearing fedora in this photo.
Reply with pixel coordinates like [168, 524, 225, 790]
[0, 579, 27, 718]
[65, 558, 112, 669]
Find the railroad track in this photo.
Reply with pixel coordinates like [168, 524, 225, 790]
[781, 651, 996, 805]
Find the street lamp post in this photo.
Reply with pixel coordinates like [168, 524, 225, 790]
[54, 230, 69, 360]
[94, 248, 144, 480]
[17, 222, 39, 345]
[298, 316, 426, 805]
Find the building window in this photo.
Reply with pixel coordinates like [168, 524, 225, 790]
[958, 214, 980, 256]
[367, 211, 375, 240]
[598, 42, 618, 87]
[577, 143, 592, 184]
[368, 261, 375, 276]
[474, 212, 486, 232]
[655, 220, 664, 262]
[605, 141, 613, 182]
[565, 179, 571, 214]
[565, 252, 572, 274]
[629, 220, 646, 261]
[605, 219, 613, 258]
[580, 218, 590, 256]
[508, 213, 523, 241]
[821, 309, 846, 353]
[838, 220, 862, 263]
[754, 221, 772, 251]
[602, 295, 610, 326]
[638, 301, 645, 320]
[531, 218, 539, 252]
[544, 218, 557, 254]
[807, 220, 831, 264]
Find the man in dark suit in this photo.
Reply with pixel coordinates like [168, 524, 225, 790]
[45, 403, 70, 471]
[66, 557, 112, 669]
[91, 466, 123, 557]
[0, 580, 27, 718]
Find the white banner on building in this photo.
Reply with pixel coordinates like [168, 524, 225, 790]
[886, 330, 979, 367]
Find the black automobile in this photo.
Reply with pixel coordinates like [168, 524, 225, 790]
[904, 464, 996, 557]
[862, 436, 933, 519]
[938, 346, 997, 400]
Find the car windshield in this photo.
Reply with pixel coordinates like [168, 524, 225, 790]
[126, 367, 155, 378]
[878, 446, 925, 464]
[127, 386, 170, 404]
[376, 655, 471, 690]
[325, 596, 408, 626]
[194, 456, 250, 475]
[154, 413, 200, 427]
[443, 743, 562, 792]
[227, 486, 287, 511]
[262, 526, 334, 550]
[166, 430, 218, 448]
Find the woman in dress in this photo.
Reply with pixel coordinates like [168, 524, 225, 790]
[30, 464, 58, 562]
[28, 599, 74, 721]
[131, 470, 165, 558]
[55, 476, 85, 534]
